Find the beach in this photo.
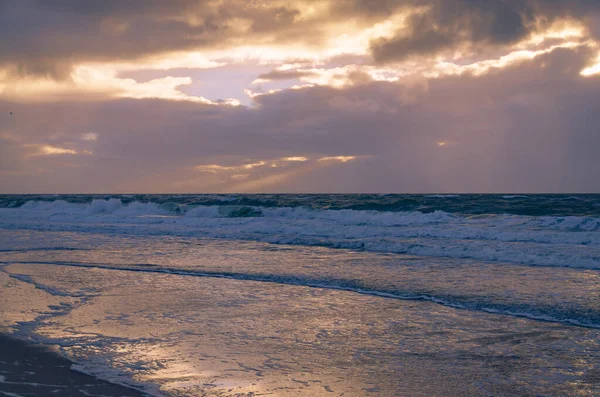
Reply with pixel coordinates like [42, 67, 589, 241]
[1, 194, 600, 396]
[0, 334, 146, 396]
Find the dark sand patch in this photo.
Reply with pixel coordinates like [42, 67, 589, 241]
[0, 334, 148, 396]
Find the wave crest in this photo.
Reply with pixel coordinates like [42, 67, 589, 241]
[2, 199, 600, 269]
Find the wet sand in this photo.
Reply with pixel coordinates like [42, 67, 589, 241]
[0, 334, 147, 397]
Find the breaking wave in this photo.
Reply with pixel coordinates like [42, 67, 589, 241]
[2, 193, 599, 216]
[1, 198, 600, 269]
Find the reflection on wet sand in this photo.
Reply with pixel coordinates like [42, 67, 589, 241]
[2, 259, 600, 396]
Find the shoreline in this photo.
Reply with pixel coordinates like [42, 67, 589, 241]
[0, 333, 149, 397]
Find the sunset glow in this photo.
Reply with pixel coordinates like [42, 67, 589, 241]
[1, 1, 599, 193]
[1, 4, 600, 396]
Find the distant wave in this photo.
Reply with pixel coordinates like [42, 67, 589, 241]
[1, 193, 599, 216]
[1, 199, 600, 269]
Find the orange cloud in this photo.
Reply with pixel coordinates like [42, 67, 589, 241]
[24, 144, 79, 156]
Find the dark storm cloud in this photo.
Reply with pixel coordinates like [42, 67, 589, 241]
[0, 0, 314, 78]
[370, 0, 600, 63]
[0, 0, 384, 78]
[371, 0, 530, 63]
[32, 0, 195, 15]
[2, 0, 599, 79]
[0, 0, 218, 78]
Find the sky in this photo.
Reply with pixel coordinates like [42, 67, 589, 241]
[1, 0, 600, 193]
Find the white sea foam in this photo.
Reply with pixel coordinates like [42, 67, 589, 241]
[1, 199, 599, 269]
[425, 194, 461, 198]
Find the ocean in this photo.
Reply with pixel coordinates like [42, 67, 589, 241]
[1, 194, 599, 396]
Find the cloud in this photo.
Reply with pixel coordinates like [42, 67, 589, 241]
[281, 157, 309, 162]
[1, 2, 600, 193]
[195, 161, 267, 173]
[81, 132, 98, 141]
[0, 0, 369, 79]
[2, 1, 599, 75]
[3, 0, 599, 107]
[24, 144, 78, 156]
[318, 156, 358, 163]
[1, 46, 597, 193]
[0, 0, 228, 78]
[253, 69, 315, 83]
[369, 0, 600, 63]
[0, 64, 242, 104]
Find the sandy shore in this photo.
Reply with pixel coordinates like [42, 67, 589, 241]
[0, 334, 148, 397]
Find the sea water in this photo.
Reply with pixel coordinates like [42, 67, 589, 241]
[0, 194, 599, 396]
